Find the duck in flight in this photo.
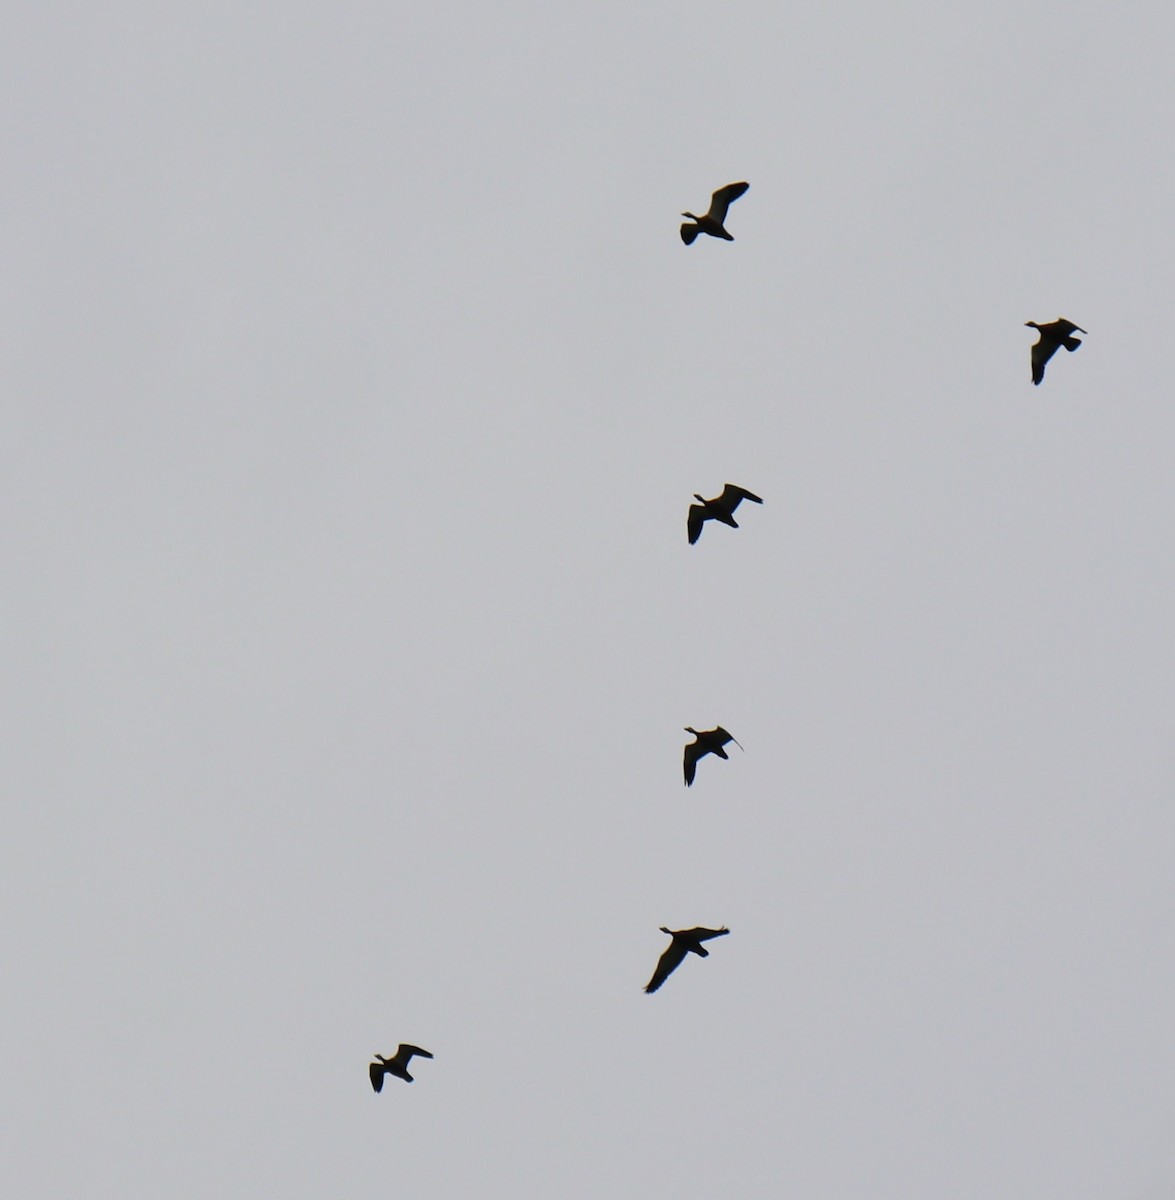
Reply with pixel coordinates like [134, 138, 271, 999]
[369, 1045, 433, 1091]
[644, 926, 730, 993]
[680, 181, 749, 245]
[1026, 318, 1086, 385]
[688, 483, 763, 544]
[683, 725, 742, 786]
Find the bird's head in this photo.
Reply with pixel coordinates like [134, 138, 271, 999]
[659, 926, 673, 935]
[693, 494, 706, 504]
[1025, 321, 1041, 329]
[681, 211, 698, 221]
[684, 726, 698, 736]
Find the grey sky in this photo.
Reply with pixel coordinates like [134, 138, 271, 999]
[5, 3, 1175, 1197]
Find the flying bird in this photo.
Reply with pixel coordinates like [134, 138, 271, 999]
[369, 1045, 433, 1091]
[1026, 318, 1086, 385]
[680, 181, 749, 245]
[644, 925, 730, 993]
[688, 483, 763, 544]
[683, 725, 742, 786]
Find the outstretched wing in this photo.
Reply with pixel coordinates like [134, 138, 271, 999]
[395, 1044, 433, 1066]
[686, 925, 730, 943]
[687, 504, 707, 544]
[713, 726, 743, 752]
[707, 181, 749, 224]
[369, 1062, 385, 1093]
[683, 740, 701, 786]
[645, 939, 689, 993]
[1031, 338, 1055, 385]
[718, 483, 763, 513]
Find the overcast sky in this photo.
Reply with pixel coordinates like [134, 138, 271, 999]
[5, 3, 1175, 1197]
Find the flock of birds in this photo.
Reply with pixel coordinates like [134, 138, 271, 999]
[369, 180, 1088, 1090]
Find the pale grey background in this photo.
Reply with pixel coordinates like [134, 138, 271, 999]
[4, 3, 1175, 1197]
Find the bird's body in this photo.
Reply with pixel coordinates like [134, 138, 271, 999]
[683, 725, 742, 786]
[680, 181, 749, 245]
[1026, 318, 1086, 385]
[369, 1044, 433, 1091]
[644, 925, 730, 993]
[687, 483, 763, 544]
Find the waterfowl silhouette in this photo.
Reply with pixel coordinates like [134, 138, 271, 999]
[644, 925, 730, 993]
[683, 726, 742, 786]
[688, 484, 763, 544]
[369, 1045, 433, 1091]
[680, 182, 749, 245]
[1026, 318, 1086, 385]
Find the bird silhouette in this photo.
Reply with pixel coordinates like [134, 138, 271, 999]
[369, 1045, 433, 1091]
[1026, 318, 1086, 385]
[680, 181, 749, 245]
[688, 483, 763, 544]
[644, 925, 730, 993]
[683, 726, 742, 786]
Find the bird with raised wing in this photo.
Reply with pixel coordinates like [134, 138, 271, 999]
[369, 1045, 433, 1091]
[644, 925, 730, 993]
[688, 483, 763, 544]
[1026, 318, 1086, 385]
[680, 181, 749, 245]
[683, 725, 742, 786]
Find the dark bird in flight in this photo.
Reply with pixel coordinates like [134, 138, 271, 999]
[680, 181, 749, 245]
[644, 925, 730, 993]
[369, 1045, 433, 1091]
[1026, 318, 1086, 385]
[688, 483, 763, 544]
[683, 725, 742, 786]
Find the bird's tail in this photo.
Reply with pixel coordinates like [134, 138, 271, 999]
[680, 223, 700, 245]
[1063, 336, 1082, 352]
